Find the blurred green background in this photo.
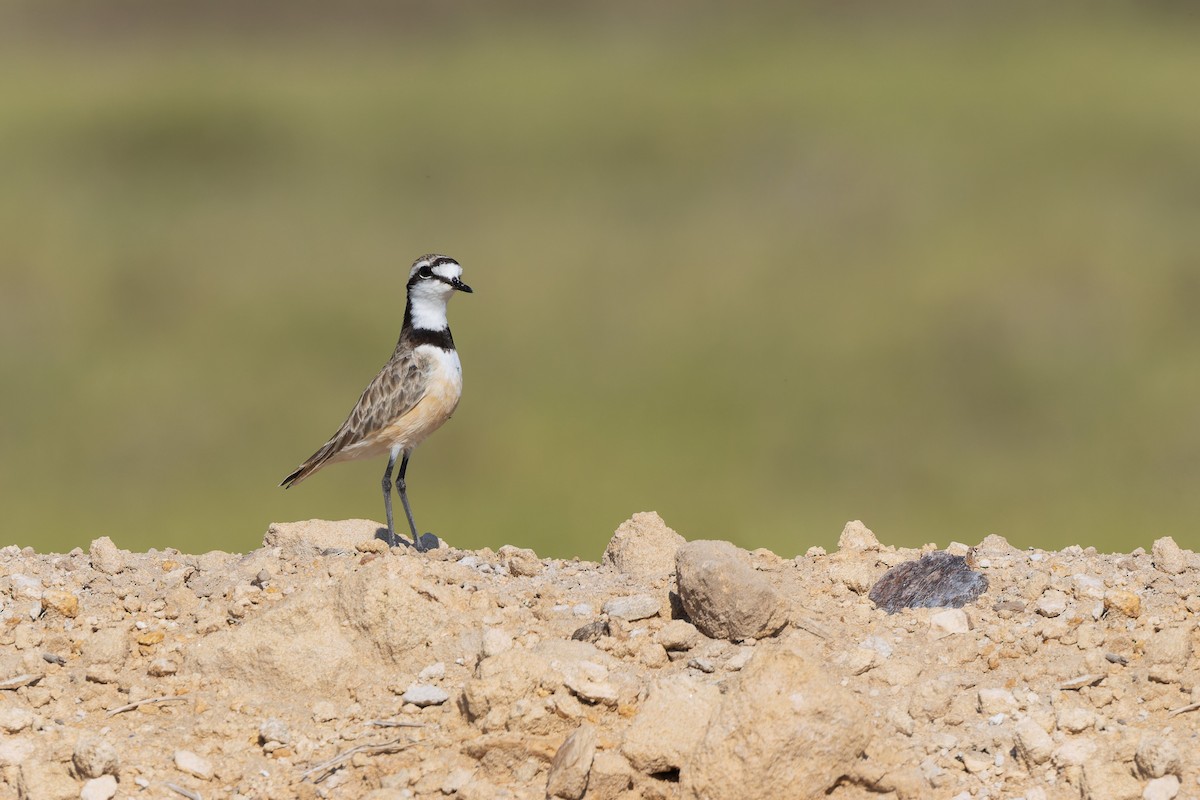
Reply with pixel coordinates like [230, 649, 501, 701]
[2, 2, 1198, 559]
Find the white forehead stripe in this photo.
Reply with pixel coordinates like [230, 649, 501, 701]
[432, 261, 462, 281]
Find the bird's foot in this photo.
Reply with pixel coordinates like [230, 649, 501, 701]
[411, 532, 440, 553]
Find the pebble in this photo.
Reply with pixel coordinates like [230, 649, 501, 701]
[977, 688, 1016, 715]
[1013, 718, 1054, 765]
[655, 619, 699, 651]
[601, 594, 660, 622]
[74, 736, 120, 778]
[441, 766, 474, 794]
[1136, 736, 1181, 779]
[1151, 537, 1186, 575]
[929, 609, 970, 638]
[174, 749, 214, 780]
[675, 540, 789, 640]
[148, 657, 178, 676]
[0, 702, 35, 733]
[89, 537, 126, 575]
[419, 662, 446, 681]
[312, 700, 338, 721]
[1035, 589, 1069, 617]
[402, 684, 449, 707]
[482, 628, 513, 658]
[499, 545, 542, 577]
[837, 520, 881, 551]
[1143, 775, 1181, 800]
[546, 723, 596, 800]
[259, 718, 291, 746]
[80, 775, 118, 800]
[41, 589, 80, 618]
[1104, 589, 1141, 618]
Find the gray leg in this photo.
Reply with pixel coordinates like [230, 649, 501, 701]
[381, 452, 400, 548]
[395, 453, 425, 551]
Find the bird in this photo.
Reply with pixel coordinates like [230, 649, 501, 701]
[280, 254, 473, 551]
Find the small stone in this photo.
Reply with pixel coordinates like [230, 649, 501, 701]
[603, 512, 686, 579]
[546, 723, 596, 800]
[1081, 761, 1141, 800]
[402, 684, 449, 707]
[929, 608, 970, 638]
[441, 766, 474, 794]
[1135, 736, 1180, 779]
[173, 749, 213, 780]
[0, 701, 35, 733]
[601, 594, 660, 622]
[1013, 718, 1054, 766]
[419, 662, 446, 681]
[960, 750, 991, 774]
[73, 736, 120, 778]
[355, 538, 389, 554]
[587, 751, 633, 799]
[560, 662, 619, 706]
[1035, 589, 1069, 617]
[41, 589, 79, 618]
[1056, 706, 1095, 733]
[482, 628, 513, 658]
[259, 718, 291, 747]
[675, 540, 789, 641]
[499, 545, 543, 577]
[1143, 775, 1181, 800]
[1104, 590, 1141, 618]
[80, 775, 118, 800]
[977, 688, 1017, 715]
[570, 621, 610, 644]
[1151, 537, 1186, 575]
[837, 520, 881, 551]
[147, 658, 177, 677]
[655, 620, 699, 651]
[89, 537, 126, 575]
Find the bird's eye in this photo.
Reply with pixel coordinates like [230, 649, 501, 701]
[418, 266, 434, 278]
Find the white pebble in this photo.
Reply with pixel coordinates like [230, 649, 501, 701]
[80, 775, 118, 800]
[174, 749, 214, 780]
[401, 684, 449, 707]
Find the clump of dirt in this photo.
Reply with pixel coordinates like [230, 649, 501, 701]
[1, 514, 1197, 800]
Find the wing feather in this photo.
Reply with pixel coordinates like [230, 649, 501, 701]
[280, 349, 429, 487]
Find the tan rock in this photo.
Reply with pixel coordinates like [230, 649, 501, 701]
[1104, 590, 1141, 618]
[675, 540, 788, 641]
[837, 520, 881, 551]
[681, 639, 870, 799]
[1151, 537, 1186, 575]
[1081, 761, 1140, 800]
[262, 518, 384, 557]
[622, 676, 720, 775]
[545, 722, 596, 800]
[41, 589, 79, 618]
[602, 512, 685, 579]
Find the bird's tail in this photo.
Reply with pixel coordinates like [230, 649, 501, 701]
[279, 442, 336, 488]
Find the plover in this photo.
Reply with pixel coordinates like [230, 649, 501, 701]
[280, 254, 473, 551]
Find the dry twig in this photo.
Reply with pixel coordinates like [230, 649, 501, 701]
[301, 737, 419, 783]
[106, 695, 192, 716]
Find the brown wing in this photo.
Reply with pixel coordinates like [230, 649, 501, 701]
[280, 350, 429, 487]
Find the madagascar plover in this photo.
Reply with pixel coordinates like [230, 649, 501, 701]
[280, 254, 472, 551]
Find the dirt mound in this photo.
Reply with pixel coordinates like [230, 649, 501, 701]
[1, 514, 1197, 799]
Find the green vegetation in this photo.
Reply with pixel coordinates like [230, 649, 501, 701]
[2, 5, 1198, 557]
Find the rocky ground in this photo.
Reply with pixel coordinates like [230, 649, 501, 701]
[1, 513, 1198, 800]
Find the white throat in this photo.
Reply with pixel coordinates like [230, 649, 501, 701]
[408, 291, 451, 331]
